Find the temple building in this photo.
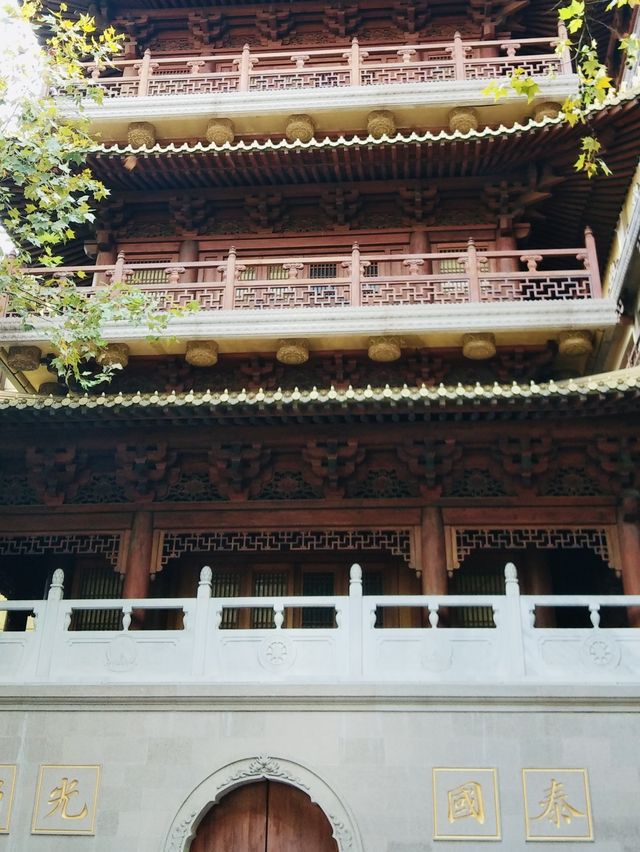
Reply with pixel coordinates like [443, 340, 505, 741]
[0, 0, 639, 847]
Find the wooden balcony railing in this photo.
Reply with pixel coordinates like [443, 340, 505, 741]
[84, 27, 573, 101]
[5, 231, 602, 319]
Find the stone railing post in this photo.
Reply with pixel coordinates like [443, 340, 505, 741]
[192, 566, 212, 676]
[35, 568, 65, 680]
[503, 563, 526, 679]
[583, 226, 602, 297]
[349, 563, 363, 680]
[351, 243, 362, 307]
[465, 238, 481, 301]
[238, 44, 252, 91]
[223, 246, 237, 309]
[451, 32, 466, 80]
[556, 21, 573, 74]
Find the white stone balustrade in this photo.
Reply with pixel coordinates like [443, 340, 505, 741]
[2, 564, 640, 685]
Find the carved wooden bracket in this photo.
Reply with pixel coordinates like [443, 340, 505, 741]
[115, 442, 179, 502]
[303, 439, 365, 497]
[208, 443, 273, 500]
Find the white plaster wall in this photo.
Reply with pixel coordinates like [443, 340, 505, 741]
[1, 685, 639, 852]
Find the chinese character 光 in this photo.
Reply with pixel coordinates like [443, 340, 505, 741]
[534, 779, 585, 828]
[447, 782, 485, 825]
[45, 777, 88, 821]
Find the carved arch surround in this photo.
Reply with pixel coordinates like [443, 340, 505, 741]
[164, 755, 363, 852]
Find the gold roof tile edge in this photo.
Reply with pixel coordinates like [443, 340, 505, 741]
[1, 368, 639, 411]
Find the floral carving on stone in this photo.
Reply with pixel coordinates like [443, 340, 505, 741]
[163, 756, 363, 852]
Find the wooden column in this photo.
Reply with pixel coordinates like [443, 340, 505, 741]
[123, 511, 153, 600]
[617, 500, 640, 626]
[525, 549, 555, 627]
[495, 233, 518, 273]
[179, 238, 200, 283]
[420, 507, 448, 595]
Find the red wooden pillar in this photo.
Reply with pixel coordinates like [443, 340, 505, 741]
[526, 549, 555, 627]
[420, 507, 448, 595]
[123, 511, 153, 600]
[617, 499, 640, 626]
[495, 233, 518, 273]
[179, 238, 200, 284]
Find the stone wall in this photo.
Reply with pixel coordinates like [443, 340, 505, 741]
[0, 686, 638, 851]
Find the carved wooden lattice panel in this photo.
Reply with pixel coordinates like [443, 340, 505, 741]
[465, 57, 561, 79]
[249, 70, 351, 90]
[446, 527, 621, 576]
[157, 529, 415, 570]
[0, 533, 127, 570]
[479, 274, 591, 301]
[361, 64, 454, 85]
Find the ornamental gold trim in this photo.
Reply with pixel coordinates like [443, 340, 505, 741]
[522, 768, 593, 841]
[433, 767, 501, 841]
[31, 764, 101, 835]
[0, 765, 17, 833]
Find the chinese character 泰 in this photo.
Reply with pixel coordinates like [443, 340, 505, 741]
[534, 779, 585, 828]
[447, 782, 485, 825]
[45, 778, 88, 821]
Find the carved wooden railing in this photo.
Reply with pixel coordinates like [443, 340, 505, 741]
[84, 28, 573, 100]
[1, 563, 639, 684]
[7, 231, 601, 318]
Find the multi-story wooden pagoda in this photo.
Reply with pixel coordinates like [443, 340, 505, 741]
[0, 0, 639, 848]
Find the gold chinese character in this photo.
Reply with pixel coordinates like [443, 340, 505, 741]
[45, 778, 88, 821]
[0, 779, 3, 802]
[534, 779, 585, 828]
[447, 782, 485, 825]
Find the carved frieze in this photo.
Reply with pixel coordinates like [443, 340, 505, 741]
[208, 443, 273, 500]
[25, 445, 90, 507]
[397, 439, 462, 498]
[303, 440, 365, 497]
[115, 442, 179, 502]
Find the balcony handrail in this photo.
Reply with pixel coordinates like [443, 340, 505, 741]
[82, 36, 568, 74]
[2, 564, 640, 685]
[19, 244, 595, 277]
[81, 25, 572, 98]
[7, 232, 600, 315]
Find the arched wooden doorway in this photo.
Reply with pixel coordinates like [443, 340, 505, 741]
[190, 780, 339, 852]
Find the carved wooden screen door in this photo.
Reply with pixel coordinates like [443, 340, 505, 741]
[190, 780, 338, 851]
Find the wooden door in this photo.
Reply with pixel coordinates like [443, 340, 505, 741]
[190, 780, 338, 852]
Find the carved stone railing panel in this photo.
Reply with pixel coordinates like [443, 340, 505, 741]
[4, 565, 640, 686]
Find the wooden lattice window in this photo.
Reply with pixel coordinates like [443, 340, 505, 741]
[69, 565, 123, 631]
[448, 565, 502, 628]
[127, 256, 176, 285]
[212, 571, 241, 629]
[433, 244, 490, 275]
[267, 266, 289, 280]
[309, 262, 338, 279]
[252, 572, 288, 629]
[302, 572, 335, 628]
